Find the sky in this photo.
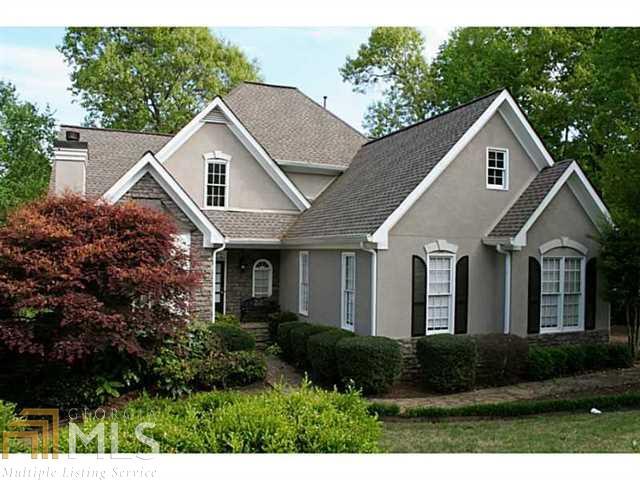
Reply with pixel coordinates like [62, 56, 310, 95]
[0, 27, 454, 133]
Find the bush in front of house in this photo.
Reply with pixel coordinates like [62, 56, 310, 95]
[474, 334, 529, 387]
[416, 334, 477, 393]
[527, 343, 634, 381]
[289, 323, 332, 368]
[307, 328, 355, 386]
[276, 321, 305, 360]
[196, 350, 267, 389]
[334, 336, 402, 394]
[268, 311, 299, 340]
[209, 323, 256, 352]
[59, 381, 381, 453]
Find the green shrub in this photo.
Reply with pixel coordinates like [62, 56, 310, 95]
[547, 347, 569, 375]
[527, 347, 557, 380]
[564, 345, 588, 373]
[416, 334, 477, 393]
[151, 341, 198, 398]
[215, 313, 240, 326]
[196, 350, 267, 389]
[210, 323, 255, 352]
[268, 311, 299, 339]
[276, 321, 304, 360]
[307, 328, 355, 386]
[335, 336, 402, 394]
[59, 382, 380, 453]
[289, 323, 332, 368]
[367, 402, 400, 417]
[583, 344, 609, 370]
[474, 334, 528, 386]
[0, 400, 17, 434]
[607, 344, 633, 368]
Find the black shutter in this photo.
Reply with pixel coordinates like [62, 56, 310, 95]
[454, 256, 469, 334]
[528, 257, 541, 334]
[585, 258, 597, 330]
[411, 256, 426, 337]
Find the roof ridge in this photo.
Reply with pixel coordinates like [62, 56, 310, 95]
[364, 88, 506, 147]
[60, 124, 174, 137]
[242, 80, 298, 90]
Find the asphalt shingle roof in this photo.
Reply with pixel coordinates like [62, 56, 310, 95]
[488, 160, 572, 238]
[285, 90, 502, 240]
[57, 126, 173, 197]
[224, 82, 367, 167]
[203, 210, 298, 240]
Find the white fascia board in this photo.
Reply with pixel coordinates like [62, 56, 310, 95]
[276, 159, 347, 175]
[513, 162, 612, 247]
[370, 90, 558, 248]
[102, 152, 225, 247]
[155, 97, 310, 212]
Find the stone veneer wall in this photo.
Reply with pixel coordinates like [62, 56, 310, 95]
[396, 330, 610, 384]
[224, 249, 280, 318]
[121, 172, 214, 322]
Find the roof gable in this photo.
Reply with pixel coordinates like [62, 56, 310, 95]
[102, 152, 225, 247]
[155, 96, 310, 211]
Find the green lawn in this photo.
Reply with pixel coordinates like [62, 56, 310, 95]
[381, 410, 640, 453]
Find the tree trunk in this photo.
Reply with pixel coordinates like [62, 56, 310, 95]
[627, 304, 640, 360]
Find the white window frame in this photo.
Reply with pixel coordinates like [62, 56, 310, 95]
[252, 258, 273, 298]
[540, 255, 586, 334]
[426, 252, 456, 335]
[203, 152, 231, 209]
[486, 147, 509, 191]
[298, 251, 310, 316]
[341, 252, 356, 332]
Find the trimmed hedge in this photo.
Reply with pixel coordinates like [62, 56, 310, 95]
[289, 323, 332, 368]
[367, 402, 401, 417]
[402, 392, 640, 419]
[527, 343, 633, 381]
[416, 334, 477, 393]
[307, 328, 355, 386]
[209, 324, 256, 352]
[268, 311, 299, 340]
[276, 321, 305, 360]
[335, 336, 402, 394]
[474, 334, 528, 387]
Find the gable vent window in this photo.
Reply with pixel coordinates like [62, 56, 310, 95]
[486, 147, 509, 190]
[205, 158, 229, 208]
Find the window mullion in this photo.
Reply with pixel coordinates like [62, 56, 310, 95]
[558, 257, 565, 330]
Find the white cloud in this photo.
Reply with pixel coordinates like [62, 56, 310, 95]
[0, 43, 85, 124]
[419, 26, 456, 61]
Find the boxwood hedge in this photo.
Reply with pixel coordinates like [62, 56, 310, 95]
[307, 328, 355, 386]
[416, 334, 477, 393]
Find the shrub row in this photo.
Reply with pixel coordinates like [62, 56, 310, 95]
[402, 391, 640, 419]
[58, 382, 381, 453]
[415, 333, 633, 393]
[276, 321, 402, 394]
[527, 343, 633, 381]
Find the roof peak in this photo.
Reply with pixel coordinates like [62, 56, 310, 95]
[59, 124, 174, 137]
[241, 81, 298, 90]
[364, 88, 506, 147]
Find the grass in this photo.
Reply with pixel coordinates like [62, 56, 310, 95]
[381, 409, 640, 453]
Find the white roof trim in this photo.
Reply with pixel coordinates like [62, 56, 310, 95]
[425, 239, 459, 254]
[513, 162, 612, 247]
[155, 97, 310, 211]
[370, 90, 556, 248]
[102, 152, 225, 247]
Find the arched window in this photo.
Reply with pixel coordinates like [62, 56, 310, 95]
[252, 259, 273, 298]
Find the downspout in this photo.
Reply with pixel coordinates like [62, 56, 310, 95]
[496, 244, 511, 334]
[212, 242, 226, 322]
[360, 241, 377, 336]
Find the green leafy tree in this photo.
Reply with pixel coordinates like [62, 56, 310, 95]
[59, 27, 261, 133]
[0, 81, 54, 219]
[340, 27, 432, 137]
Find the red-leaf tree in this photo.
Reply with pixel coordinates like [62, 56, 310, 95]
[0, 195, 201, 365]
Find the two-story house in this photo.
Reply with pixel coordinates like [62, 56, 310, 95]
[50, 82, 611, 345]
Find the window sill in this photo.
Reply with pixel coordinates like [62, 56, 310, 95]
[486, 185, 508, 191]
[539, 327, 584, 335]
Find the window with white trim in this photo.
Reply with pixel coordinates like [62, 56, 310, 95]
[205, 159, 228, 207]
[541, 256, 585, 332]
[299, 251, 309, 315]
[252, 259, 273, 298]
[486, 147, 508, 190]
[426, 253, 455, 334]
[341, 252, 356, 331]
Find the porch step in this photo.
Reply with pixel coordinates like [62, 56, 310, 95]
[241, 322, 271, 349]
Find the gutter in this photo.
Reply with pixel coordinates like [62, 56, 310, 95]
[212, 242, 226, 321]
[360, 241, 377, 336]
